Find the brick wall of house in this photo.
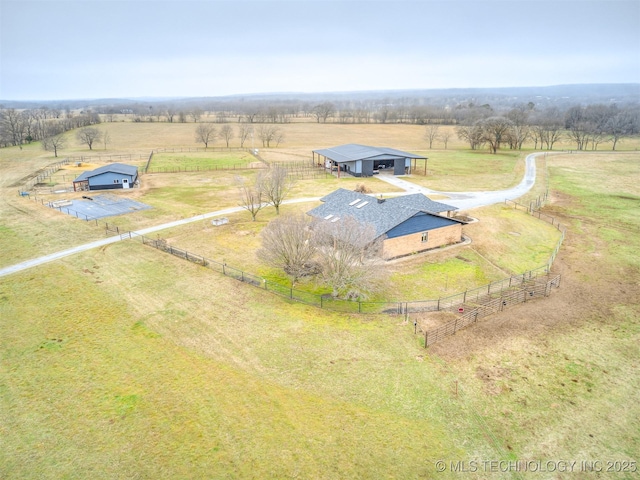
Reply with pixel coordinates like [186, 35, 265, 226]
[383, 224, 462, 259]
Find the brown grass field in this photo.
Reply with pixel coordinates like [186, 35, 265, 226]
[1, 121, 639, 479]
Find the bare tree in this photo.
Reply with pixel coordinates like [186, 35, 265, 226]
[0, 108, 26, 147]
[195, 123, 216, 148]
[236, 175, 265, 221]
[456, 124, 484, 150]
[103, 130, 111, 150]
[477, 117, 513, 154]
[257, 213, 317, 286]
[41, 125, 66, 157]
[605, 111, 636, 150]
[257, 125, 283, 148]
[424, 124, 440, 149]
[76, 127, 102, 150]
[532, 108, 564, 150]
[312, 216, 387, 299]
[258, 164, 296, 215]
[312, 102, 335, 123]
[166, 107, 176, 123]
[506, 124, 530, 150]
[238, 124, 253, 148]
[189, 108, 203, 122]
[439, 130, 452, 149]
[219, 124, 234, 147]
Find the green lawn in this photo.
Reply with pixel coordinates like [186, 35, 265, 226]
[1, 128, 639, 478]
[0, 244, 495, 479]
[148, 150, 256, 172]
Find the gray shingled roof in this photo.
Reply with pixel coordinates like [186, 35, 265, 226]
[312, 144, 426, 163]
[74, 163, 138, 182]
[307, 188, 458, 238]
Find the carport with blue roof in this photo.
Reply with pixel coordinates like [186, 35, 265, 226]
[312, 144, 427, 177]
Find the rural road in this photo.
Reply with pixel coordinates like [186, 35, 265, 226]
[0, 152, 544, 278]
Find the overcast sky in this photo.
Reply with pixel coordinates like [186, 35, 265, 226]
[1, 0, 639, 101]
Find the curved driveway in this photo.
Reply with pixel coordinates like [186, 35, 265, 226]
[376, 151, 540, 210]
[0, 152, 545, 278]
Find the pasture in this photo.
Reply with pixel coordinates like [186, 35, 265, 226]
[1, 122, 639, 478]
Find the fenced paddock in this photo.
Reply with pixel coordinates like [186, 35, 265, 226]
[413, 196, 567, 346]
[19, 154, 149, 193]
[419, 274, 561, 347]
[115, 228, 564, 316]
[146, 148, 263, 173]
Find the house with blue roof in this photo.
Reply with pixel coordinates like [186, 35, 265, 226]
[73, 163, 139, 192]
[307, 188, 466, 259]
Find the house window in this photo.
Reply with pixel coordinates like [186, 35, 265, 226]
[113, 179, 120, 184]
[421, 232, 429, 243]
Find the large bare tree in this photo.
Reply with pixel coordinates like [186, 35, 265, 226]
[236, 175, 265, 221]
[424, 124, 440, 149]
[238, 124, 253, 148]
[41, 125, 66, 157]
[257, 212, 317, 286]
[312, 102, 335, 123]
[219, 125, 234, 147]
[258, 165, 296, 215]
[455, 124, 484, 150]
[0, 108, 26, 147]
[76, 127, 102, 150]
[257, 125, 284, 148]
[195, 123, 216, 148]
[477, 117, 513, 154]
[312, 216, 387, 299]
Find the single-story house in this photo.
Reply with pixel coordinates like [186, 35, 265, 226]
[73, 163, 139, 192]
[312, 144, 426, 177]
[307, 188, 465, 259]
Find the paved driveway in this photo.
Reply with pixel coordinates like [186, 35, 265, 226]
[0, 153, 547, 278]
[375, 152, 540, 210]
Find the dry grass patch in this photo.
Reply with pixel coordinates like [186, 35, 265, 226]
[427, 151, 640, 469]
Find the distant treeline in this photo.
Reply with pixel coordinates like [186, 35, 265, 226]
[1, 84, 639, 151]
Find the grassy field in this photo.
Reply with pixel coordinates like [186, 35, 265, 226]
[1, 123, 639, 478]
[148, 150, 258, 172]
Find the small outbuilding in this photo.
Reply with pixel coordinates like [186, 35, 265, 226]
[307, 188, 465, 259]
[73, 163, 139, 192]
[312, 143, 426, 177]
